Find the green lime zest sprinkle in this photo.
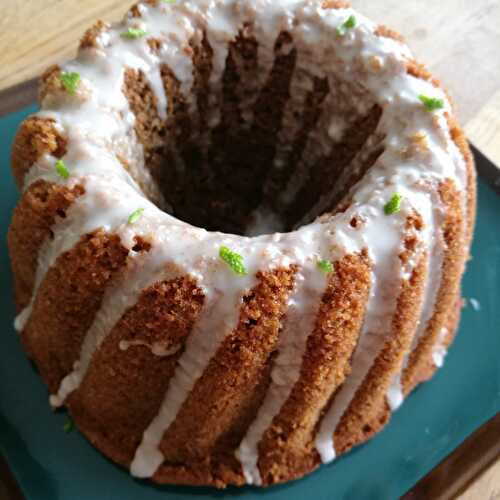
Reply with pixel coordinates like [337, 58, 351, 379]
[128, 208, 144, 224]
[384, 194, 403, 215]
[336, 15, 356, 36]
[163, 0, 176, 3]
[55, 159, 70, 179]
[121, 28, 148, 39]
[418, 94, 445, 112]
[63, 419, 74, 433]
[59, 72, 80, 95]
[219, 246, 247, 276]
[317, 259, 333, 274]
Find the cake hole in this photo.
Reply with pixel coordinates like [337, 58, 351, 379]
[132, 236, 152, 253]
[123, 30, 385, 236]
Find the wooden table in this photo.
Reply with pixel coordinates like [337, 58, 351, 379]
[0, 1, 498, 498]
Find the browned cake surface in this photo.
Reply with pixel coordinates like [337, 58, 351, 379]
[257, 252, 371, 483]
[70, 275, 205, 467]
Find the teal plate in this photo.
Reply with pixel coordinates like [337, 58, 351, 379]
[1, 106, 499, 500]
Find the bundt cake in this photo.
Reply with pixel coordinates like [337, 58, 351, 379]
[8, 0, 476, 488]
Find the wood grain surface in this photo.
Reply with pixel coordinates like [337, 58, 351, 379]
[0, 1, 498, 498]
[404, 413, 500, 500]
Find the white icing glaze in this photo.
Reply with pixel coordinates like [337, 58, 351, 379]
[315, 194, 411, 463]
[49, 244, 185, 408]
[14, 0, 469, 483]
[246, 208, 285, 236]
[432, 327, 449, 368]
[386, 374, 404, 412]
[131, 224, 336, 477]
[236, 257, 329, 485]
[386, 194, 446, 411]
[16, 173, 150, 333]
[119, 339, 182, 357]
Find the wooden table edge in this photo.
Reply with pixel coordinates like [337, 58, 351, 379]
[0, 78, 38, 118]
[403, 413, 500, 500]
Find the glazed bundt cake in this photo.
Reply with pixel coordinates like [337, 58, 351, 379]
[8, 0, 475, 488]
